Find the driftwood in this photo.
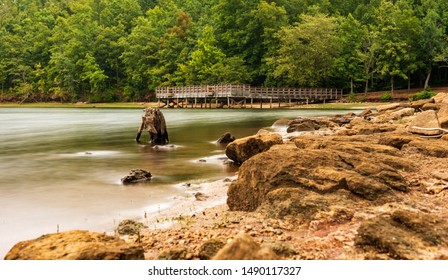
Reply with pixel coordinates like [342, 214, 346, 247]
[136, 108, 169, 144]
[408, 126, 448, 137]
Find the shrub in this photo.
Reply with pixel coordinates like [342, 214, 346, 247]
[410, 87, 436, 101]
[347, 93, 357, 103]
[346, 93, 366, 103]
[88, 90, 118, 103]
[380, 92, 392, 102]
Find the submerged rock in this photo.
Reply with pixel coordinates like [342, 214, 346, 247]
[194, 192, 209, 201]
[121, 169, 152, 185]
[4, 230, 145, 260]
[216, 132, 236, 145]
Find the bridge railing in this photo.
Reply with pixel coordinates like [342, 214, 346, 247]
[156, 84, 342, 100]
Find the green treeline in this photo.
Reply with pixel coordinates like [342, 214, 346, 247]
[1, 0, 448, 102]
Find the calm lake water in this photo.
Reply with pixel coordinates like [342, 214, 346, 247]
[0, 107, 356, 258]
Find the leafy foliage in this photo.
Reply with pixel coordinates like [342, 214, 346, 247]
[380, 92, 392, 102]
[410, 87, 436, 101]
[0, 0, 448, 102]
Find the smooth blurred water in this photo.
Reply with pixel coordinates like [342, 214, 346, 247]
[0, 107, 357, 258]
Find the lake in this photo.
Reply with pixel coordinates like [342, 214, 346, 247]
[0, 107, 357, 258]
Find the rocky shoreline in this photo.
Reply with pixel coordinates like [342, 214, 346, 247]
[5, 92, 448, 260]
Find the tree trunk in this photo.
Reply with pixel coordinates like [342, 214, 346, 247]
[136, 108, 169, 145]
[364, 79, 369, 94]
[135, 117, 145, 142]
[391, 76, 394, 95]
[350, 78, 354, 94]
[424, 68, 431, 89]
[408, 77, 411, 92]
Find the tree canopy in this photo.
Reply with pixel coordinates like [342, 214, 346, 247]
[1, 0, 447, 101]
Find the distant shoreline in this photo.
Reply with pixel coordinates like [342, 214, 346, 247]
[0, 101, 379, 110]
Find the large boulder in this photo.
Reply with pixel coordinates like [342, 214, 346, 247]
[373, 107, 415, 123]
[212, 233, 279, 260]
[434, 92, 448, 104]
[377, 133, 448, 158]
[402, 138, 448, 158]
[422, 103, 441, 111]
[4, 230, 145, 260]
[227, 141, 412, 212]
[409, 98, 434, 109]
[438, 104, 448, 129]
[355, 210, 448, 260]
[358, 109, 373, 117]
[287, 121, 318, 133]
[376, 103, 401, 112]
[288, 117, 339, 131]
[225, 134, 283, 164]
[260, 187, 355, 222]
[337, 121, 398, 136]
[390, 108, 415, 119]
[407, 110, 441, 136]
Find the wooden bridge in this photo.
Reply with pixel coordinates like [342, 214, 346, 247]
[156, 84, 343, 108]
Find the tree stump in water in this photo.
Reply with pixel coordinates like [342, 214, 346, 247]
[135, 108, 169, 144]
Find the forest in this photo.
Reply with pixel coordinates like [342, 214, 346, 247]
[1, 0, 448, 102]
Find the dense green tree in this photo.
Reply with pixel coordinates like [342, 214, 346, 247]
[180, 25, 225, 84]
[416, 0, 448, 88]
[0, 2, 54, 98]
[1, 0, 448, 101]
[275, 0, 330, 20]
[335, 14, 366, 93]
[119, 1, 186, 98]
[371, 0, 422, 93]
[212, 0, 263, 80]
[47, 1, 100, 100]
[267, 13, 340, 87]
[150, 10, 194, 87]
[252, 1, 288, 85]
